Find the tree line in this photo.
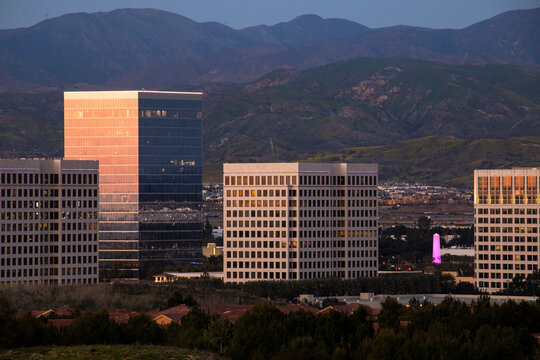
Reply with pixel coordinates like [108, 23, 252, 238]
[224, 273, 468, 300]
[1, 294, 539, 359]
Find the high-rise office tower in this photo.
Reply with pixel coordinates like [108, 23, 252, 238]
[223, 163, 378, 283]
[0, 159, 99, 285]
[474, 168, 540, 293]
[64, 91, 203, 279]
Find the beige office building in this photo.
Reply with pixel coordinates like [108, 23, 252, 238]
[474, 168, 540, 293]
[223, 163, 378, 283]
[0, 159, 99, 285]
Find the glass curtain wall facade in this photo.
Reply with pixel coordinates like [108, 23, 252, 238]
[65, 91, 203, 279]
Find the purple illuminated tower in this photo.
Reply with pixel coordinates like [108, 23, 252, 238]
[432, 233, 441, 264]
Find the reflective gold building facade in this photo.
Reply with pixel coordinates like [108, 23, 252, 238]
[474, 168, 540, 293]
[64, 91, 203, 278]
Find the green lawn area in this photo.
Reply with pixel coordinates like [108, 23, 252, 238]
[0, 345, 225, 360]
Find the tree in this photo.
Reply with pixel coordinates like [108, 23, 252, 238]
[378, 297, 404, 330]
[0, 295, 17, 348]
[204, 219, 214, 244]
[455, 281, 477, 294]
[202, 316, 233, 354]
[229, 302, 286, 360]
[123, 313, 164, 344]
[418, 216, 432, 231]
[63, 310, 120, 345]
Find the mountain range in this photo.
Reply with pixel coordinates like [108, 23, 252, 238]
[0, 7, 538, 91]
[1, 57, 538, 186]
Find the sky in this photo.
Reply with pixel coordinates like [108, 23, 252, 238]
[0, 0, 538, 30]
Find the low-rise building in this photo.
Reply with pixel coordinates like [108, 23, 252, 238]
[202, 242, 223, 257]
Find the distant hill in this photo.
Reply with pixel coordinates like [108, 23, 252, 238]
[0, 7, 538, 91]
[198, 58, 539, 162]
[1, 57, 538, 186]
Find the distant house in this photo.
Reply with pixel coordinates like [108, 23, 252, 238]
[31, 309, 54, 318]
[213, 303, 320, 322]
[147, 304, 192, 325]
[316, 303, 363, 315]
[153, 272, 223, 283]
[152, 273, 177, 283]
[108, 309, 138, 324]
[277, 304, 318, 315]
[31, 305, 76, 318]
[213, 304, 253, 323]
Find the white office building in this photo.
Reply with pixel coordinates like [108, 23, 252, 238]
[223, 163, 378, 282]
[474, 168, 540, 293]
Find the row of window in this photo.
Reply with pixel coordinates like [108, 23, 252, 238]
[477, 263, 537, 271]
[2, 222, 60, 232]
[1, 172, 99, 186]
[476, 235, 538, 243]
[477, 268, 538, 280]
[1, 211, 98, 221]
[1, 200, 59, 209]
[0, 278, 98, 285]
[477, 244, 538, 251]
[225, 175, 376, 187]
[477, 226, 538, 233]
[477, 175, 539, 205]
[1, 188, 97, 199]
[477, 253, 538, 261]
[1, 233, 97, 245]
[1, 199, 97, 209]
[476, 208, 538, 215]
[477, 281, 504, 289]
[477, 217, 538, 224]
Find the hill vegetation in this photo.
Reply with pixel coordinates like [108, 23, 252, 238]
[1, 58, 538, 186]
[198, 58, 540, 184]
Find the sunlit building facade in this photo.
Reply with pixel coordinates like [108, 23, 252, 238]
[223, 163, 379, 283]
[64, 91, 203, 279]
[0, 159, 99, 285]
[474, 168, 540, 293]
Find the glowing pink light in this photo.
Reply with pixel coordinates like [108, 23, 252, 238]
[432, 233, 441, 264]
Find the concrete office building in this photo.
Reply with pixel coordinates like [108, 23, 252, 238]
[0, 159, 99, 285]
[474, 168, 540, 293]
[64, 91, 203, 279]
[223, 163, 378, 283]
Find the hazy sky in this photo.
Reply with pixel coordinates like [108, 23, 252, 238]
[0, 0, 538, 30]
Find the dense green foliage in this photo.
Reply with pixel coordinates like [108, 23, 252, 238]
[226, 274, 459, 299]
[499, 271, 540, 297]
[2, 275, 471, 316]
[1, 295, 539, 359]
